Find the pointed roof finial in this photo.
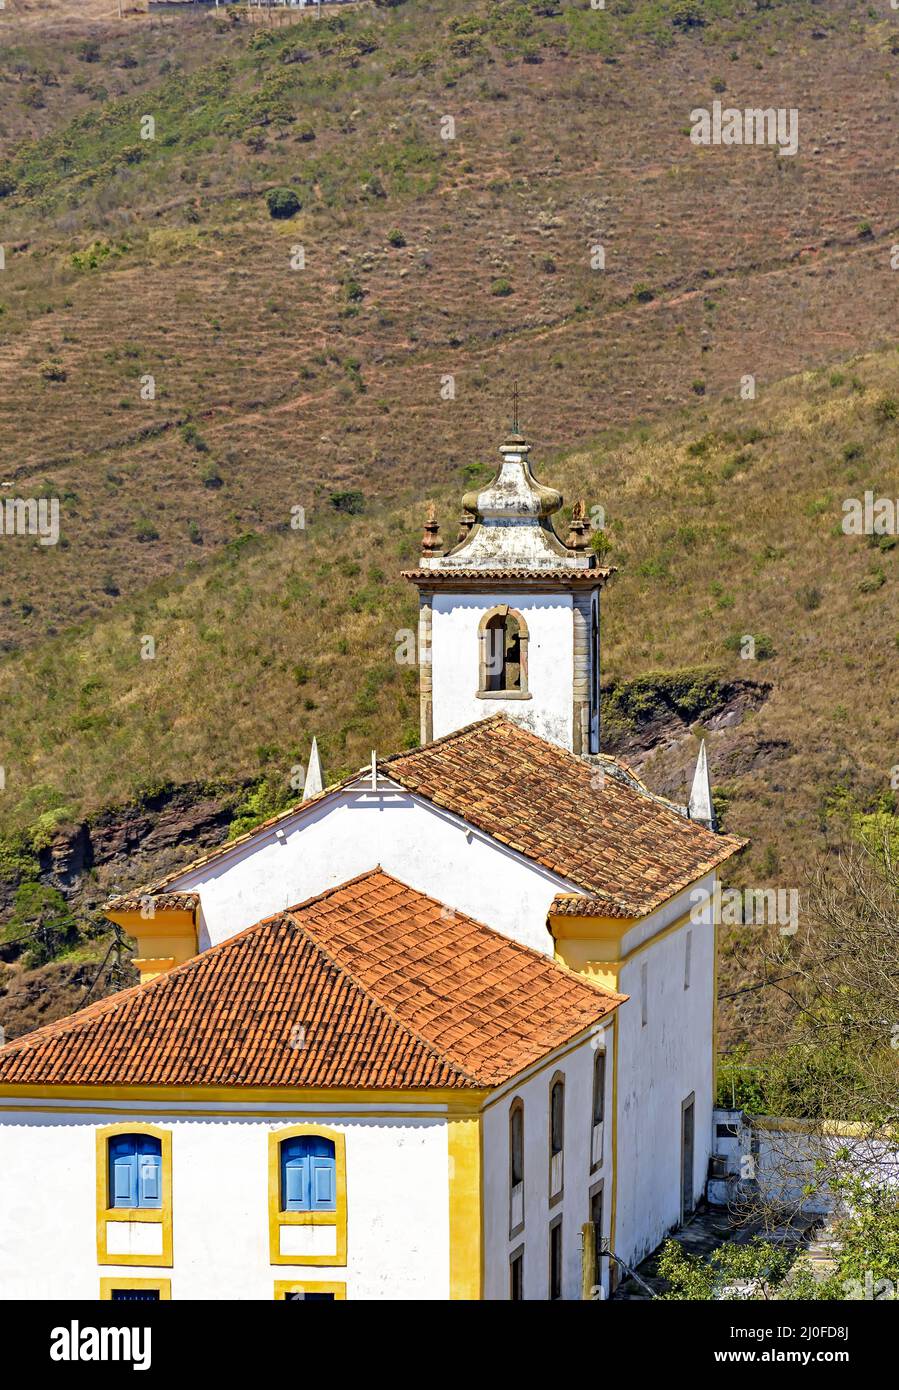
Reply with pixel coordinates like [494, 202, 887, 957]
[688, 739, 717, 830]
[566, 498, 590, 552]
[303, 737, 324, 801]
[511, 379, 520, 435]
[420, 500, 443, 555]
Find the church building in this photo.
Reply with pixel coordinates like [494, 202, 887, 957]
[0, 430, 743, 1300]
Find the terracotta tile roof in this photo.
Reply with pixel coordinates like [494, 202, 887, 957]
[381, 717, 745, 916]
[106, 891, 198, 914]
[550, 894, 636, 920]
[0, 870, 623, 1091]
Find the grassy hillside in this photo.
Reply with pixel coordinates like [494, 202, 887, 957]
[0, 0, 898, 649]
[0, 0, 898, 1046]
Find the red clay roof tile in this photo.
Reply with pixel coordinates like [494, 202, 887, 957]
[0, 869, 623, 1090]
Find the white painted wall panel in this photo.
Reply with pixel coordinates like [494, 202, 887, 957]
[0, 1110, 450, 1301]
[431, 591, 575, 749]
[612, 889, 715, 1269]
[179, 792, 572, 955]
[481, 1029, 612, 1301]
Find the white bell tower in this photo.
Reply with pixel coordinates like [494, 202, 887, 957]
[402, 431, 613, 755]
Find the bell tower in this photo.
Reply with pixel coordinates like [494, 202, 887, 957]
[402, 431, 613, 754]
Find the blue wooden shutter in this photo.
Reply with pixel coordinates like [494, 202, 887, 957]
[309, 1155, 336, 1211]
[281, 1137, 336, 1212]
[110, 1138, 137, 1208]
[282, 1141, 310, 1212]
[137, 1139, 162, 1208]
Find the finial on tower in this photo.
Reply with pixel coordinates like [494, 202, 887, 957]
[420, 500, 443, 555]
[456, 508, 475, 544]
[511, 379, 520, 435]
[566, 499, 591, 552]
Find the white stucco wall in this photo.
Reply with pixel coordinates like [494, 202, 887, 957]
[482, 1028, 613, 1301]
[175, 789, 576, 955]
[0, 1102, 451, 1300]
[430, 591, 576, 749]
[611, 875, 716, 1268]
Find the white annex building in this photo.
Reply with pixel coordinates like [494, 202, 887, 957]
[0, 431, 743, 1301]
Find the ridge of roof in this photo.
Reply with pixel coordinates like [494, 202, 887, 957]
[111, 715, 744, 912]
[280, 873, 482, 1089]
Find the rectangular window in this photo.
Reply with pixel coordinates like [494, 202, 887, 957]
[681, 1095, 696, 1222]
[509, 1101, 524, 1237]
[590, 1185, 604, 1293]
[591, 1050, 605, 1170]
[269, 1129, 347, 1269]
[549, 1076, 565, 1204]
[109, 1135, 162, 1210]
[100, 1278, 171, 1300]
[97, 1128, 172, 1270]
[274, 1281, 346, 1301]
[510, 1247, 524, 1301]
[281, 1136, 337, 1213]
[549, 1218, 563, 1300]
[684, 929, 692, 991]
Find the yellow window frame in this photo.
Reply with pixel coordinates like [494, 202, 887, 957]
[100, 1277, 171, 1300]
[274, 1280, 346, 1300]
[96, 1122, 173, 1268]
[268, 1124, 347, 1268]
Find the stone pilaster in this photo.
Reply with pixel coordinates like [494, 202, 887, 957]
[418, 590, 433, 745]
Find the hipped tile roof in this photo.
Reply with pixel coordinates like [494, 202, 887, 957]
[0, 869, 623, 1090]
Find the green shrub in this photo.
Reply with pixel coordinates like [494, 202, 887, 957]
[329, 489, 365, 515]
[266, 187, 301, 220]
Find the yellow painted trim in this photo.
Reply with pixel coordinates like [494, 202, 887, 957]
[0, 1102, 482, 1121]
[96, 1123, 173, 1268]
[100, 1277, 171, 1300]
[0, 1083, 489, 1107]
[105, 909, 196, 933]
[480, 1027, 612, 1113]
[549, 914, 638, 941]
[608, 1011, 619, 1289]
[105, 908, 198, 982]
[268, 1125, 347, 1268]
[551, 902, 704, 974]
[274, 1280, 346, 1300]
[447, 1115, 481, 1300]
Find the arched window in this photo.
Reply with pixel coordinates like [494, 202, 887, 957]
[509, 1098, 524, 1237]
[108, 1134, 162, 1210]
[549, 1073, 565, 1203]
[477, 606, 530, 697]
[280, 1135, 337, 1213]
